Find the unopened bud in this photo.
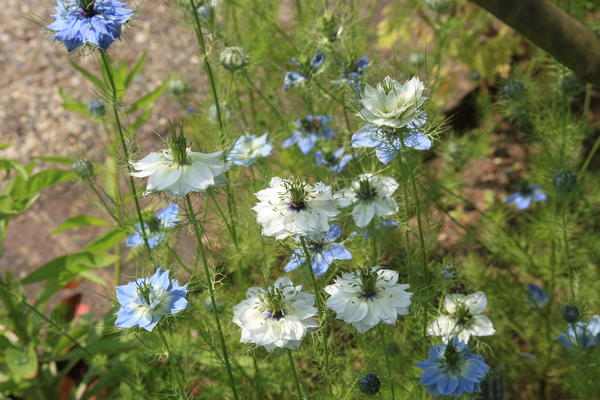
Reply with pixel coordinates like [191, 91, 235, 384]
[72, 159, 94, 179]
[219, 47, 249, 71]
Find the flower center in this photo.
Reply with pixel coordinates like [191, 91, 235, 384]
[147, 216, 161, 233]
[308, 241, 324, 253]
[78, 0, 97, 17]
[302, 118, 322, 133]
[168, 123, 191, 166]
[519, 185, 533, 196]
[260, 287, 287, 320]
[442, 341, 462, 369]
[135, 281, 165, 310]
[359, 268, 379, 300]
[356, 179, 377, 201]
[454, 305, 473, 327]
[284, 179, 309, 212]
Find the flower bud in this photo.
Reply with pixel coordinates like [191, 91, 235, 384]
[562, 305, 579, 323]
[72, 159, 94, 179]
[168, 78, 187, 96]
[87, 98, 106, 117]
[358, 373, 381, 395]
[553, 170, 577, 194]
[503, 80, 525, 100]
[219, 46, 249, 71]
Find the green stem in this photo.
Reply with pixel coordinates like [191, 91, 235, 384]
[561, 205, 576, 301]
[404, 159, 429, 282]
[184, 195, 239, 400]
[379, 325, 396, 400]
[208, 192, 240, 250]
[158, 329, 187, 399]
[252, 349, 261, 400]
[287, 350, 305, 399]
[99, 51, 155, 266]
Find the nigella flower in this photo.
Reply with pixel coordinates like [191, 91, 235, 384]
[232, 277, 318, 352]
[336, 56, 370, 93]
[47, 0, 134, 52]
[336, 173, 399, 228]
[115, 268, 188, 331]
[352, 114, 431, 164]
[126, 204, 179, 248]
[506, 185, 547, 210]
[358, 76, 427, 129]
[416, 338, 490, 397]
[527, 283, 549, 308]
[131, 130, 228, 198]
[557, 315, 600, 350]
[227, 133, 272, 167]
[252, 177, 339, 240]
[314, 147, 355, 173]
[284, 225, 352, 276]
[283, 50, 326, 90]
[324, 267, 412, 333]
[428, 292, 496, 343]
[283, 115, 335, 154]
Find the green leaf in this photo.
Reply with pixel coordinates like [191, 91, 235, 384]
[126, 107, 153, 138]
[69, 61, 104, 90]
[22, 252, 117, 284]
[125, 51, 148, 89]
[59, 89, 92, 117]
[0, 159, 27, 178]
[5, 346, 37, 381]
[126, 82, 166, 114]
[11, 169, 76, 200]
[84, 228, 126, 252]
[53, 215, 112, 234]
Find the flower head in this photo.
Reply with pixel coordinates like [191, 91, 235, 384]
[557, 315, 600, 350]
[283, 115, 335, 154]
[227, 133, 272, 167]
[336, 173, 399, 228]
[358, 76, 426, 129]
[335, 56, 370, 93]
[428, 291, 495, 343]
[527, 283, 549, 308]
[131, 143, 228, 198]
[87, 98, 106, 116]
[352, 114, 431, 164]
[115, 268, 188, 331]
[126, 204, 179, 248]
[283, 51, 326, 90]
[325, 267, 412, 333]
[506, 185, 547, 210]
[219, 46, 249, 71]
[416, 339, 490, 398]
[47, 0, 134, 52]
[253, 177, 339, 240]
[358, 373, 381, 395]
[232, 277, 318, 352]
[314, 147, 355, 173]
[284, 225, 352, 277]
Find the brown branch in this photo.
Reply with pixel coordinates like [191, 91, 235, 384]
[468, 0, 600, 88]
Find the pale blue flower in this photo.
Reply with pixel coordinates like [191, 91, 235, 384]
[352, 114, 431, 164]
[284, 225, 352, 276]
[314, 147, 355, 173]
[283, 115, 335, 154]
[227, 133, 272, 167]
[506, 185, 547, 210]
[283, 71, 306, 91]
[416, 339, 490, 398]
[115, 267, 188, 331]
[47, 0, 134, 52]
[126, 204, 179, 248]
[337, 56, 370, 93]
[557, 315, 600, 350]
[527, 283, 548, 308]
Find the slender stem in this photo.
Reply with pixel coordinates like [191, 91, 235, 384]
[403, 158, 429, 282]
[379, 325, 396, 400]
[287, 350, 305, 399]
[84, 177, 119, 224]
[184, 195, 239, 400]
[114, 242, 122, 286]
[561, 205, 576, 301]
[252, 349, 261, 400]
[99, 51, 155, 265]
[158, 329, 187, 399]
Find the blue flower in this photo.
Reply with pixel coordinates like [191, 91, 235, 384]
[527, 283, 548, 308]
[115, 267, 188, 331]
[47, 0, 134, 52]
[350, 218, 399, 239]
[314, 147, 355, 173]
[416, 339, 490, 398]
[337, 56, 370, 93]
[283, 50, 326, 90]
[227, 133, 272, 167]
[284, 225, 352, 276]
[126, 204, 179, 248]
[283, 115, 335, 154]
[506, 185, 547, 210]
[352, 114, 431, 164]
[557, 315, 600, 350]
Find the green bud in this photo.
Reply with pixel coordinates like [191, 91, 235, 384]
[72, 159, 94, 179]
[219, 47, 249, 71]
[553, 170, 577, 194]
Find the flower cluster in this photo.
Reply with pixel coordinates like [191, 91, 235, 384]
[283, 50, 326, 91]
[283, 115, 336, 155]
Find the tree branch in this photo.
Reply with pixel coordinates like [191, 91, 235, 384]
[468, 0, 600, 88]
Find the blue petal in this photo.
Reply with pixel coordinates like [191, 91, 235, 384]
[403, 131, 432, 150]
[352, 124, 381, 148]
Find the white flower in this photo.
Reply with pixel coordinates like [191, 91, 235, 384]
[325, 267, 412, 333]
[252, 177, 340, 240]
[227, 133, 272, 167]
[358, 76, 426, 129]
[336, 173, 399, 228]
[131, 148, 228, 198]
[427, 291, 496, 343]
[232, 277, 318, 352]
